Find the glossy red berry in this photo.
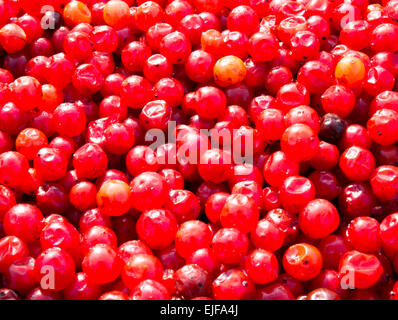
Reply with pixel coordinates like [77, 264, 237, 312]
[283, 243, 323, 281]
[339, 146, 375, 182]
[73, 143, 108, 180]
[160, 31, 191, 64]
[175, 220, 212, 259]
[0, 151, 29, 187]
[279, 176, 316, 213]
[63, 272, 101, 300]
[0, 24, 27, 54]
[380, 213, 398, 250]
[4, 204, 43, 243]
[290, 31, 320, 61]
[321, 85, 356, 118]
[281, 124, 319, 162]
[244, 249, 279, 285]
[54, 103, 86, 138]
[130, 172, 169, 212]
[34, 247, 75, 291]
[251, 219, 285, 252]
[0, 236, 29, 273]
[82, 243, 121, 285]
[34, 147, 68, 182]
[367, 108, 398, 146]
[193, 86, 227, 120]
[212, 268, 255, 300]
[165, 189, 200, 223]
[198, 149, 232, 184]
[263, 151, 299, 187]
[121, 75, 154, 109]
[299, 199, 340, 239]
[346, 217, 382, 253]
[212, 228, 249, 265]
[339, 250, 383, 289]
[135, 1, 164, 31]
[175, 264, 211, 299]
[129, 279, 170, 300]
[248, 32, 278, 62]
[122, 253, 163, 289]
[96, 180, 131, 217]
[370, 165, 398, 202]
[136, 209, 177, 250]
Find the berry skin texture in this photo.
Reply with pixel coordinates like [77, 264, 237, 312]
[63, 1, 91, 27]
[244, 249, 279, 285]
[96, 180, 131, 217]
[370, 23, 398, 53]
[175, 264, 211, 299]
[213, 55, 247, 87]
[175, 220, 212, 259]
[34, 247, 75, 291]
[212, 268, 255, 300]
[279, 176, 316, 213]
[220, 194, 259, 234]
[339, 146, 375, 182]
[249, 32, 278, 62]
[185, 50, 215, 83]
[129, 280, 170, 300]
[380, 213, 398, 250]
[11, 76, 41, 110]
[251, 219, 285, 252]
[130, 172, 169, 212]
[73, 143, 108, 180]
[3, 204, 43, 243]
[135, 1, 164, 32]
[321, 85, 355, 118]
[34, 147, 68, 182]
[198, 149, 232, 184]
[263, 151, 299, 187]
[318, 113, 346, 145]
[281, 124, 319, 162]
[103, 0, 131, 29]
[63, 272, 101, 300]
[0, 236, 29, 274]
[290, 31, 320, 61]
[277, 82, 310, 113]
[212, 228, 249, 265]
[204, 192, 228, 224]
[367, 108, 398, 146]
[257, 283, 295, 300]
[53, 103, 86, 138]
[370, 165, 398, 202]
[165, 189, 201, 223]
[227, 5, 259, 37]
[136, 209, 178, 250]
[122, 41, 151, 73]
[82, 244, 121, 285]
[0, 151, 29, 187]
[255, 108, 284, 142]
[346, 217, 382, 253]
[339, 251, 383, 289]
[335, 56, 366, 88]
[283, 243, 323, 281]
[159, 31, 191, 64]
[193, 86, 227, 120]
[15, 128, 48, 160]
[299, 199, 340, 239]
[121, 76, 154, 109]
[121, 254, 163, 289]
[0, 24, 27, 54]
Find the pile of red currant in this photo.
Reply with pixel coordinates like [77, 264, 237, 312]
[0, 0, 397, 301]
